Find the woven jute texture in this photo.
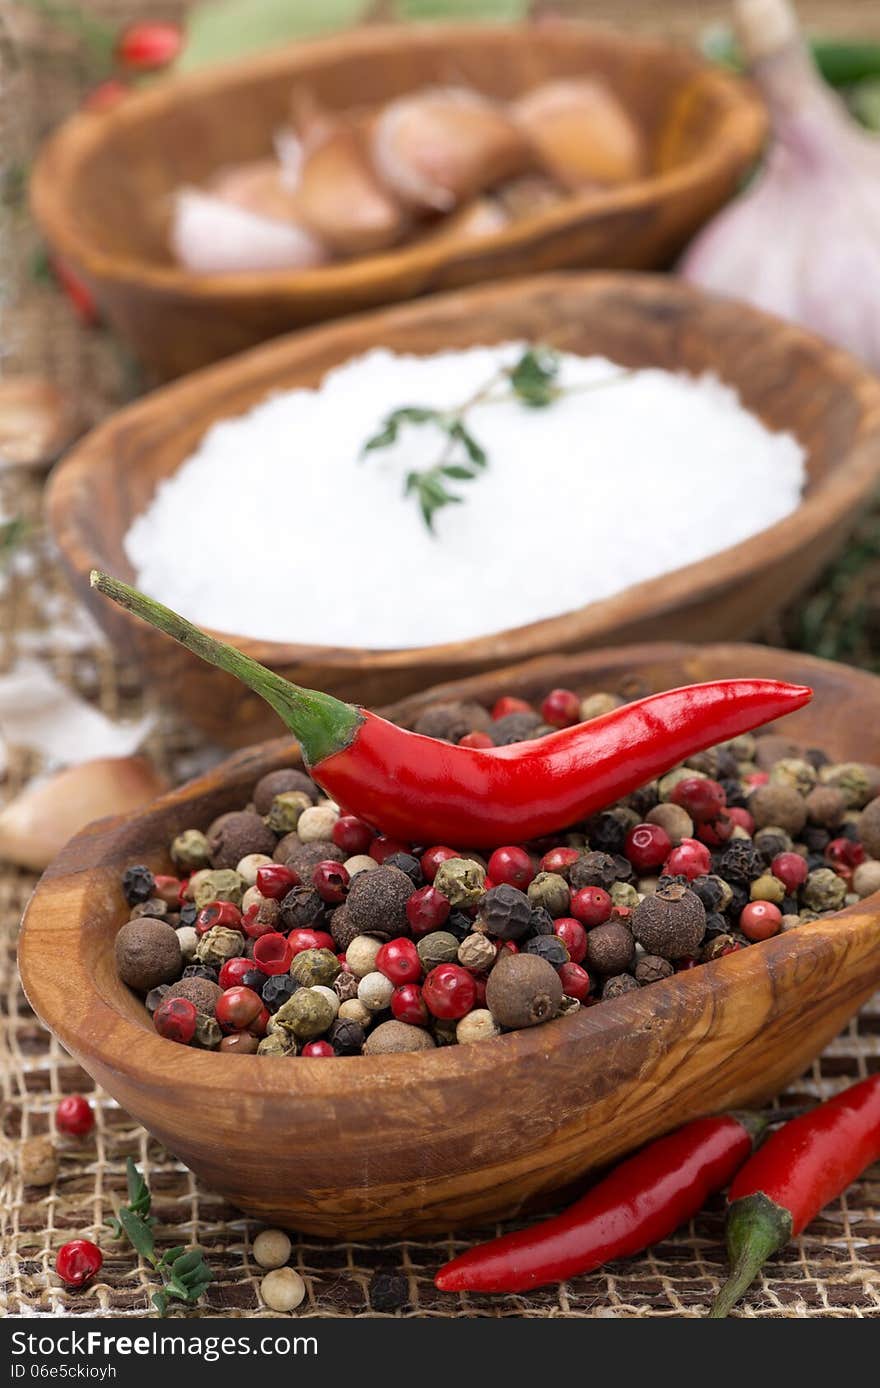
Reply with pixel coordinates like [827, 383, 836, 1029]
[2, 0, 879, 1320]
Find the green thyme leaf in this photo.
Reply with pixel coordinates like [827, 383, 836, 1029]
[151, 1290, 168, 1315]
[448, 420, 487, 466]
[508, 346, 560, 408]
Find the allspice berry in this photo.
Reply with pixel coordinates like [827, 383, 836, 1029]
[20, 1134, 57, 1187]
[858, 796, 880, 859]
[275, 837, 342, 873]
[584, 921, 635, 975]
[208, 811, 275, 869]
[754, 734, 802, 770]
[645, 802, 693, 846]
[363, 1020, 436, 1054]
[485, 952, 562, 1029]
[634, 954, 674, 985]
[805, 785, 846, 828]
[749, 784, 807, 835]
[527, 871, 570, 918]
[330, 904, 359, 953]
[631, 883, 706, 960]
[253, 768, 317, 816]
[165, 976, 222, 1015]
[852, 859, 880, 898]
[433, 857, 486, 908]
[413, 700, 491, 743]
[115, 917, 182, 993]
[346, 865, 414, 939]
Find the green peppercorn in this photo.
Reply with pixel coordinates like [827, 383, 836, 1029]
[579, 691, 623, 721]
[171, 829, 211, 872]
[290, 947, 340, 988]
[195, 924, 245, 967]
[802, 867, 847, 913]
[273, 988, 335, 1039]
[819, 762, 872, 809]
[769, 758, 817, 795]
[257, 1031, 297, 1057]
[192, 1014, 222, 1049]
[750, 873, 786, 905]
[192, 869, 244, 910]
[416, 931, 459, 971]
[433, 857, 486, 908]
[610, 881, 640, 911]
[264, 790, 313, 834]
[527, 871, 570, 918]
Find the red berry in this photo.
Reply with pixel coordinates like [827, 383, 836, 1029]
[332, 815, 373, 856]
[498, 940, 519, 955]
[287, 928, 335, 956]
[252, 932, 293, 975]
[472, 975, 487, 1007]
[153, 996, 197, 1044]
[663, 839, 711, 880]
[771, 851, 808, 894]
[671, 777, 726, 823]
[492, 695, 532, 720]
[422, 964, 476, 1020]
[56, 1239, 102, 1288]
[459, 730, 494, 748]
[242, 906, 276, 940]
[697, 813, 734, 847]
[625, 822, 671, 873]
[370, 835, 410, 864]
[540, 688, 580, 728]
[745, 770, 769, 788]
[406, 884, 451, 935]
[554, 917, 587, 964]
[218, 957, 253, 990]
[675, 956, 700, 971]
[195, 901, 242, 935]
[825, 837, 865, 872]
[419, 845, 459, 882]
[740, 900, 782, 941]
[727, 806, 756, 835]
[153, 874, 182, 906]
[558, 961, 591, 1001]
[312, 860, 350, 904]
[375, 938, 421, 985]
[540, 846, 580, 875]
[55, 1094, 94, 1138]
[391, 983, 429, 1026]
[570, 886, 612, 927]
[256, 864, 299, 899]
[302, 1041, 334, 1057]
[215, 986, 264, 1033]
[116, 21, 183, 71]
[51, 258, 99, 326]
[487, 845, 534, 890]
[82, 79, 128, 112]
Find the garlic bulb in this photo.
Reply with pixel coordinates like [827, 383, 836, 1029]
[294, 117, 408, 256]
[511, 78, 644, 189]
[372, 86, 530, 212]
[0, 756, 168, 871]
[681, 0, 880, 370]
[170, 190, 328, 274]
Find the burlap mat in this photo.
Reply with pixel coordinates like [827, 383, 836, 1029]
[1, 0, 879, 1319]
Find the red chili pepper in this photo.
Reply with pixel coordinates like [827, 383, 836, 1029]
[91, 574, 812, 848]
[435, 1113, 765, 1293]
[710, 1074, 880, 1317]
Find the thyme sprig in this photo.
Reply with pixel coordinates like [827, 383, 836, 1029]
[362, 346, 630, 533]
[107, 1158, 214, 1314]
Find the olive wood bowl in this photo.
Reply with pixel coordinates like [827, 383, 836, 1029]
[19, 642, 880, 1238]
[48, 272, 880, 747]
[30, 21, 765, 379]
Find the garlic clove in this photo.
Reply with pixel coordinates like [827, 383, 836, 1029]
[372, 86, 531, 212]
[495, 172, 567, 221]
[170, 189, 329, 274]
[209, 158, 302, 225]
[294, 119, 408, 256]
[511, 78, 644, 190]
[422, 195, 510, 244]
[0, 755, 168, 871]
[0, 378, 81, 470]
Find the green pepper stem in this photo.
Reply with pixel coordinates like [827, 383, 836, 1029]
[708, 1192, 793, 1318]
[90, 571, 361, 767]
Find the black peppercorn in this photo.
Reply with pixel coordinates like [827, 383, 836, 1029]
[723, 881, 750, 922]
[145, 984, 170, 1014]
[626, 783, 659, 818]
[805, 747, 830, 771]
[753, 828, 792, 864]
[718, 840, 763, 885]
[584, 811, 628, 856]
[690, 875, 725, 913]
[279, 885, 325, 932]
[489, 711, 544, 745]
[241, 968, 268, 996]
[182, 963, 218, 982]
[327, 1018, 365, 1055]
[368, 1270, 409, 1312]
[383, 852, 423, 885]
[610, 854, 634, 884]
[122, 865, 155, 906]
[802, 826, 831, 853]
[445, 910, 474, 942]
[569, 851, 619, 892]
[262, 975, 300, 1013]
[479, 883, 533, 940]
[703, 912, 730, 940]
[602, 973, 640, 1000]
[178, 902, 198, 930]
[524, 936, 569, 967]
[529, 906, 555, 936]
[719, 777, 748, 809]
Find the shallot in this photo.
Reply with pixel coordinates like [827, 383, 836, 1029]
[681, 0, 880, 370]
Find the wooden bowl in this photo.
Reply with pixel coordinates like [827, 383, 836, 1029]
[18, 642, 880, 1238]
[48, 272, 880, 747]
[30, 21, 766, 379]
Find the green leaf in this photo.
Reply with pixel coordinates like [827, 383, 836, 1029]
[151, 1290, 168, 1315]
[448, 421, 487, 467]
[441, 465, 477, 481]
[125, 1157, 151, 1216]
[117, 1207, 156, 1261]
[167, 1250, 204, 1277]
[509, 346, 560, 408]
[177, 0, 373, 74]
[399, 0, 530, 19]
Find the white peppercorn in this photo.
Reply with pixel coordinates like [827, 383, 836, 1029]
[457, 934, 496, 972]
[241, 885, 264, 914]
[311, 985, 340, 1020]
[260, 1267, 306, 1312]
[358, 971, 394, 1012]
[253, 1228, 292, 1270]
[345, 935, 382, 978]
[175, 924, 199, 962]
[297, 805, 339, 843]
[236, 853, 273, 887]
[338, 998, 372, 1027]
[343, 854, 377, 878]
[456, 1009, 500, 1044]
[853, 860, 880, 898]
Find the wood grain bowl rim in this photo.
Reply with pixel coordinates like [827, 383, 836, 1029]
[29, 21, 766, 298]
[46, 271, 880, 676]
[18, 640, 880, 1109]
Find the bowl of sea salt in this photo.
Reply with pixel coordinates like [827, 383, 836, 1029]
[49, 273, 880, 745]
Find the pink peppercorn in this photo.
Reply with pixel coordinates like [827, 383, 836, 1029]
[570, 886, 612, 927]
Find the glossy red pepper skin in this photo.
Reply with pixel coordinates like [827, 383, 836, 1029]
[435, 1114, 759, 1293]
[711, 1075, 880, 1316]
[315, 682, 811, 848]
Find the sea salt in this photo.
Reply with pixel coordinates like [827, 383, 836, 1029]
[125, 344, 806, 649]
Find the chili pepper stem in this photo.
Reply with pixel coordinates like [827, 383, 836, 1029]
[90, 572, 362, 767]
[708, 1192, 793, 1318]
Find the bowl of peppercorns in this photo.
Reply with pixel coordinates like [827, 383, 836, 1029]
[19, 641, 880, 1238]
